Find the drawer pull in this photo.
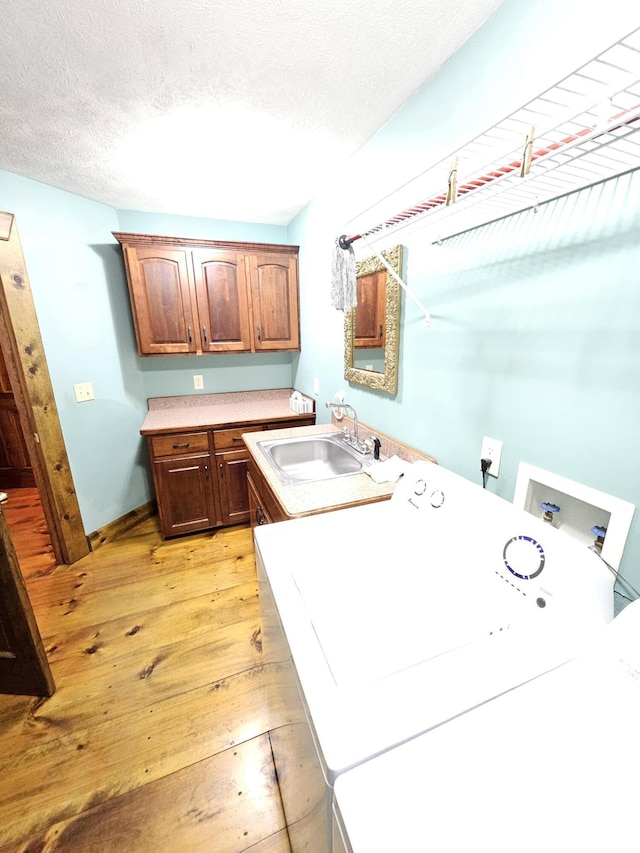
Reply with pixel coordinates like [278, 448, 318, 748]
[202, 325, 207, 343]
[173, 442, 190, 448]
[204, 465, 209, 479]
[232, 436, 242, 442]
[256, 325, 261, 342]
[188, 326, 193, 343]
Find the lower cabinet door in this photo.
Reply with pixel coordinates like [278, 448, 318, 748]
[217, 450, 251, 525]
[154, 455, 216, 536]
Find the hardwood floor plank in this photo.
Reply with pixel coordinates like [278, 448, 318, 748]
[0, 667, 276, 849]
[28, 554, 255, 637]
[243, 830, 292, 853]
[1, 487, 56, 579]
[40, 579, 259, 665]
[5, 735, 290, 853]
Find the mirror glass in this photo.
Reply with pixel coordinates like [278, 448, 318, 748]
[344, 244, 403, 395]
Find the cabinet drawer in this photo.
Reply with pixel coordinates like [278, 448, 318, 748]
[149, 432, 210, 458]
[213, 424, 263, 451]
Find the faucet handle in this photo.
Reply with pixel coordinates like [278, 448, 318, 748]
[369, 435, 381, 460]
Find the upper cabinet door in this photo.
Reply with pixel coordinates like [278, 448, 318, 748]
[124, 246, 198, 354]
[192, 249, 252, 352]
[249, 252, 300, 351]
[354, 269, 386, 348]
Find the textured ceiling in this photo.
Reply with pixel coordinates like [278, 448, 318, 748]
[0, 0, 505, 224]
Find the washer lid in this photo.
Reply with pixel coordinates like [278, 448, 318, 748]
[290, 542, 532, 686]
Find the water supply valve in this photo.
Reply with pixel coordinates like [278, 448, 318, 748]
[540, 502, 560, 524]
[591, 524, 607, 553]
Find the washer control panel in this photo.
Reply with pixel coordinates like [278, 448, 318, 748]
[503, 535, 546, 581]
[391, 462, 561, 607]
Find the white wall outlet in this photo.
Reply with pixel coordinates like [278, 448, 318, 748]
[73, 381, 95, 403]
[481, 436, 503, 478]
[193, 374, 204, 390]
[313, 377, 320, 397]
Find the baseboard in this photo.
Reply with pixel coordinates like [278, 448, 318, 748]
[87, 500, 157, 551]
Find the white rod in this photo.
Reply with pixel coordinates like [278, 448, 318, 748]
[359, 234, 431, 327]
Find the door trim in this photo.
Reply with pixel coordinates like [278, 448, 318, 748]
[0, 212, 89, 565]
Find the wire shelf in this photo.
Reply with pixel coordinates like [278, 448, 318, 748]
[346, 26, 640, 245]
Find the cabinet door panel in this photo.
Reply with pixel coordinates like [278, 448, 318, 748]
[125, 247, 198, 354]
[154, 456, 216, 536]
[355, 269, 386, 348]
[249, 253, 300, 351]
[192, 250, 251, 352]
[217, 450, 251, 525]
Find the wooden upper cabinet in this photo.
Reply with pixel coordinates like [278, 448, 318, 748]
[249, 252, 300, 351]
[114, 234, 300, 356]
[123, 245, 198, 355]
[192, 249, 252, 352]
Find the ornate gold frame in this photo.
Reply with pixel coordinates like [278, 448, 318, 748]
[344, 244, 403, 395]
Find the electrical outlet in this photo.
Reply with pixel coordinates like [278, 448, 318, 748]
[193, 374, 204, 390]
[73, 382, 95, 403]
[481, 436, 503, 478]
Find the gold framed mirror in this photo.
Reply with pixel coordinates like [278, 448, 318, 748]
[344, 244, 403, 395]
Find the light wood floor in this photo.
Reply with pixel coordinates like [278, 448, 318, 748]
[1, 486, 56, 579]
[0, 497, 291, 853]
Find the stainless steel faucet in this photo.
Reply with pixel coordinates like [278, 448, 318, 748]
[325, 401, 368, 454]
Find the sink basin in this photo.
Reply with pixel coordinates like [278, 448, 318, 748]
[257, 432, 376, 485]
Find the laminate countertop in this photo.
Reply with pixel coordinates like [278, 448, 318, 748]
[243, 422, 435, 518]
[139, 389, 315, 435]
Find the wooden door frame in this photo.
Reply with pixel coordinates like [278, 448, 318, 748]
[0, 211, 89, 565]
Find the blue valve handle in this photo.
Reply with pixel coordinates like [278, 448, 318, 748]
[591, 525, 607, 537]
[540, 502, 560, 513]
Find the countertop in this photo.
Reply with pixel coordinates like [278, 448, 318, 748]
[243, 422, 435, 518]
[140, 389, 314, 435]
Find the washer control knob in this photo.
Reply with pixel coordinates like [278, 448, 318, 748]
[430, 490, 445, 508]
[413, 478, 427, 496]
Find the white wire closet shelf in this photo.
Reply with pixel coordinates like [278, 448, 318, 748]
[344, 25, 640, 246]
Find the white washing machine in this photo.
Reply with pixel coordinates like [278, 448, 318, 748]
[255, 461, 614, 852]
[333, 597, 640, 852]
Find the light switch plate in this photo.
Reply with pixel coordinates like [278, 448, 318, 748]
[73, 382, 95, 402]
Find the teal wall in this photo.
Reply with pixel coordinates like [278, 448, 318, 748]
[289, 0, 640, 599]
[0, 170, 151, 535]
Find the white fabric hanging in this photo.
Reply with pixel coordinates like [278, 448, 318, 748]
[330, 238, 357, 311]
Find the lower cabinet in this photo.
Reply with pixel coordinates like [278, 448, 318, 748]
[148, 417, 313, 538]
[247, 459, 287, 529]
[149, 432, 217, 537]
